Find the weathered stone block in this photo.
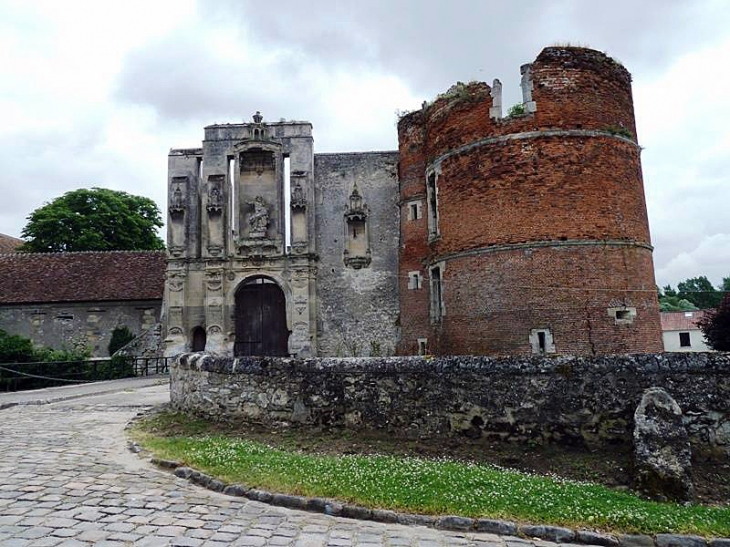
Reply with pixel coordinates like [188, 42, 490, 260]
[634, 388, 693, 502]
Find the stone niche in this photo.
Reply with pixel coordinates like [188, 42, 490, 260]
[235, 143, 284, 256]
[343, 184, 371, 269]
[205, 174, 225, 256]
[168, 176, 188, 257]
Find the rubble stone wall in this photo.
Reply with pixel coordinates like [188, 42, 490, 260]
[171, 352, 730, 457]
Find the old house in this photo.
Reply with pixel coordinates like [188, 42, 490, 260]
[660, 310, 713, 352]
[0, 251, 165, 357]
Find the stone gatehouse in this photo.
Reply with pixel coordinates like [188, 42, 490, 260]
[163, 46, 663, 358]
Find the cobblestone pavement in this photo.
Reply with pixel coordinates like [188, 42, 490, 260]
[0, 382, 575, 546]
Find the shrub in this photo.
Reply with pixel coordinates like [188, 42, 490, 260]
[698, 294, 730, 351]
[108, 326, 135, 356]
[0, 329, 35, 363]
[508, 103, 526, 116]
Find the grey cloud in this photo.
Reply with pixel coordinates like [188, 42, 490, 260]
[207, 0, 722, 97]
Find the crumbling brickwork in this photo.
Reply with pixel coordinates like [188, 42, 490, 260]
[397, 46, 662, 355]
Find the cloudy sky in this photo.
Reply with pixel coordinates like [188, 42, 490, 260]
[1, 0, 728, 288]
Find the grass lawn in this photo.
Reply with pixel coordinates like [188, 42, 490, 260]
[131, 412, 730, 537]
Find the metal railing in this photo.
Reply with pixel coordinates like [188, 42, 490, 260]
[0, 356, 171, 392]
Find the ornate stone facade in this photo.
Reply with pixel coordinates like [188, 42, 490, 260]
[163, 118, 399, 357]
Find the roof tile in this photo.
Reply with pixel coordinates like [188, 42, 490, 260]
[0, 251, 166, 304]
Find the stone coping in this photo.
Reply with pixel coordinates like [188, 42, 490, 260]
[176, 352, 730, 377]
[127, 410, 730, 547]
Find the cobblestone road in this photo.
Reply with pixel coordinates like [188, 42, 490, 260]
[0, 381, 572, 546]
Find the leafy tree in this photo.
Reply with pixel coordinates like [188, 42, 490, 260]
[659, 297, 699, 312]
[20, 188, 164, 252]
[658, 285, 698, 312]
[662, 285, 678, 298]
[698, 294, 730, 351]
[676, 276, 723, 309]
[108, 326, 135, 356]
[722, 277, 730, 293]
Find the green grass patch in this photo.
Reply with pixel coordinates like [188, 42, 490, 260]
[132, 414, 730, 537]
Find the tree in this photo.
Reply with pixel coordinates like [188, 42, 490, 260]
[698, 294, 730, 351]
[722, 277, 730, 294]
[658, 285, 698, 312]
[20, 188, 164, 252]
[676, 276, 723, 309]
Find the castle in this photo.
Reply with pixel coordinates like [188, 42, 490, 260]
[162, 46, 663, 358]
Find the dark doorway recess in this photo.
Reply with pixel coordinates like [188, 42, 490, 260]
[234, 277, 289, 356]
[191, 326, 206, 352]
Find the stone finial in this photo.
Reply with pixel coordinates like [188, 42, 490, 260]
[633, 387, 693, 502]
[489, 78, 503, 120]
[252, 111, 263, 124]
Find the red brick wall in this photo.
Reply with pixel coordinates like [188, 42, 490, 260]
[397, 46, 662, 356]
[397, 113, 431, 354]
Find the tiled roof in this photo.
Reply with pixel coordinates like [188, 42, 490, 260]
[660, 310, 709, 331]
[0, 233, 23, 253]
[0, 251, 166, 304]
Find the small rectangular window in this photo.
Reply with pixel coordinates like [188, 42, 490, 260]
[407, 200, 422, 221]
[426, 173, 439, 237]
[537, 331, 546, 353]
[679, 332, 691, 347]
[418, 338, 428, 355]
[608, 307, 636, 324]
[407, 271, 422, 290]
[530, 328, 555, 354]
[430, 266, 443, 321]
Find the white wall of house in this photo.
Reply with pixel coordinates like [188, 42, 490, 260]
[662, 329, 712, 352]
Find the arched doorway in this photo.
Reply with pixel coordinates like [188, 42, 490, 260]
[191, 326, 206, 352]
[234, 277, 289, 356]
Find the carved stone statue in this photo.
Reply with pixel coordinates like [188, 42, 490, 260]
[170, 185, 185, 213]
[291, 181, 306, 208]
[247, 196, 269, 237]
[207, 185, 222, 212]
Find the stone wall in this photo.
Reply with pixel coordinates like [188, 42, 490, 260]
[171, 352, 730, 457]
[0, 300, 161, 357]
[313, 152, 400, 357]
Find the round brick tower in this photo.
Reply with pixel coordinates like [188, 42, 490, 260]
[397, 46, 662, 356]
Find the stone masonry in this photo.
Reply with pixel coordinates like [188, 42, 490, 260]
[171, 352, 730, 458]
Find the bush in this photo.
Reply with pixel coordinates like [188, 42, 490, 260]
[32, 344, 91, 363]
[698, 294, 730, 351]
[108, 326, 135, 356]
[508, 103, 526, 116]
[0, 329, 35, 363]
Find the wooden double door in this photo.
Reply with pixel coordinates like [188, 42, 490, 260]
[234, 277, 289, 356]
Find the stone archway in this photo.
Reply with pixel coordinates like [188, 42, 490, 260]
[234, 276, 289, 356]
